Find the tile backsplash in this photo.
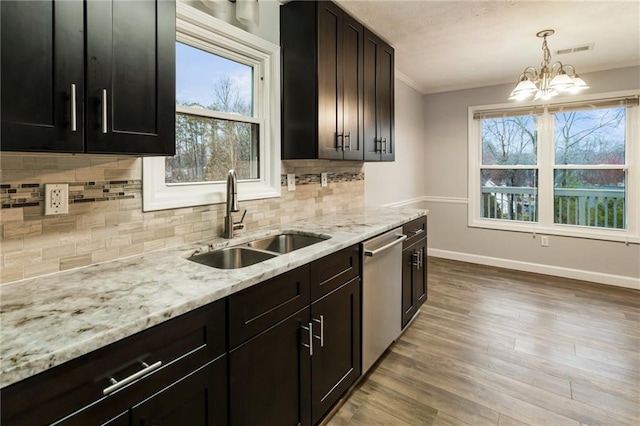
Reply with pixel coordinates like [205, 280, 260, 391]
[1, 154, 364, 284]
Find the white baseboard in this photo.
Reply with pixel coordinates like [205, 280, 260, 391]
[428, 248, 640, 290]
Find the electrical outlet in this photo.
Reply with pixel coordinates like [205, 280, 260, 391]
[45, 183, 69, 215]
[541, 235, 549, 247]
[287, 174, 296, 191]
[321, 172, 328, 188]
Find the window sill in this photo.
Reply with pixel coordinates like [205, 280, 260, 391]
[468, 218, 640, 244]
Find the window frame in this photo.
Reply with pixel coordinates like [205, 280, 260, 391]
[468, 90, 639, 244]
[143, 3, 280, 212]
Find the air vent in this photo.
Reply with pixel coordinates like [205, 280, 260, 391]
[555, 43, 595, 55]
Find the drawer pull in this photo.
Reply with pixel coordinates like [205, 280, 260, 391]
[103, 360, 162, 395]
[409, 228, 424, 237]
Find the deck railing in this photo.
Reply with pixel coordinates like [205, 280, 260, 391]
[481, 186, 625, 228]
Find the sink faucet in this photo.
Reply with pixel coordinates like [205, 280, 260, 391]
[224, 169, 246, 238]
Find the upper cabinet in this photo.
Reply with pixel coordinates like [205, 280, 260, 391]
[281, 0, 393, 162]
[363, 29, 395, 161]
[0, 0, 176, 156]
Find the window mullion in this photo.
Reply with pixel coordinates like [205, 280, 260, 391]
[538, 111, 555, 227]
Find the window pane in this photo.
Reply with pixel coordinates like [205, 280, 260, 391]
[554, 169, 625, 229]
[167, 113, 259, 183]
[554, 107, 625, 165]
[481, 169, 537, 221]
[176, 42, 253, 115]
[481, 115, 537, 165]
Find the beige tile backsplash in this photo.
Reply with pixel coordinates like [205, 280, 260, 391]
[1, 154, 364, 284]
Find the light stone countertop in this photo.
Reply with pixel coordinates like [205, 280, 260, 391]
[0, 206, 427, 389]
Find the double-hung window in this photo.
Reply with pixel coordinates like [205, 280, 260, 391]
[143, 4, 280, 212]
[469, 91, 639, 243]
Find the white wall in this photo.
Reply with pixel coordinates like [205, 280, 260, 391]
[364, 78, 426, 207]
[423, 66, 640, 288]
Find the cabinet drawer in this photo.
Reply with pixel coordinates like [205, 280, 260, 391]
[403, 216, 427, 248]
[1, 300, 225, 426]
[228, 265, 310, 349]
[310, 244, 360, 301]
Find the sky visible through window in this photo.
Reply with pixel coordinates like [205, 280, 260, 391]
[176, 42, 252, 109]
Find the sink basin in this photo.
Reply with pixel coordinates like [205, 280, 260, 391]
[189, 247, 277, 269]
[246, 233, 329, 254]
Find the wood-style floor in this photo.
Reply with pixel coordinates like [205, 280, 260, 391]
[328, 257, 640, 426]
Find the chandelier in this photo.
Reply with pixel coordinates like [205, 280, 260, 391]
[509, 29, 589, 101]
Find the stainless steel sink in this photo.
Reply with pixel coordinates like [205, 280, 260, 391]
[245, 233, 329, 254]
[189, 247, 277, 269]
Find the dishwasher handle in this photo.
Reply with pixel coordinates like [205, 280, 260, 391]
[364, 234, 407, 257]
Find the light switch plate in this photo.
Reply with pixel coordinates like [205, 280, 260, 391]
[287, 174, 296, 191]
[44, 183, 69, 215]
[321, 172, 328, 188]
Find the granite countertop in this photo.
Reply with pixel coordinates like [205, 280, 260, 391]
[0, 206, 427, 389]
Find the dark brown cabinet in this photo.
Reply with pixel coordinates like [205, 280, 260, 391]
[0, 0, 175, 155]
[227, 246, 361, 425]
[282, 1, 383, 161]
[310, 277, 361, 424]
[402, 217, 428, 328]
[363, 29, 395, 162]
[0, 300, 227, 426]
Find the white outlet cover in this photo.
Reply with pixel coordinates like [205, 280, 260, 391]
[287, 174, 296, 191]
[321, 172, 328, 188]
[44, 183, 69, 215]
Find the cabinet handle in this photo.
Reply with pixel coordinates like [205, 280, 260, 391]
[336, 133, 344, 151]
[382, 138, 387, 153]
[411, 250, 420, 268]
[70, 84, 77, 132]
[420, 248, 424, 269]
[409, 228, 424, 237]
[312, 315, 324, 347]
[101, 89, 108, 134]
[344, 131, 351, 151]
[375, 138, 382, 153]
[301, 322, 313, 356]
[103, 360, 162, 395]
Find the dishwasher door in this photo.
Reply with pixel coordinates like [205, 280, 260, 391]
[361, 227, 407, 374]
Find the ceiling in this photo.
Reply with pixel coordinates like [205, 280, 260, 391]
[334, 0, 640, 94]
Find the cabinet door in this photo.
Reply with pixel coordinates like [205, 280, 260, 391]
[317, 1, 343, 160]
[362, 30, 379, 161]
[414, 239, 428, 310]
[229, 307, 311, 426]
[341, 14, 364, 160]
[85, 0, 175, 155]
[131, 357, 228, 426]
[1, 0, 84, 152]
[310, 277, 361, 424]
[377, 40, 395, 161]
[401, 246, 418, 328]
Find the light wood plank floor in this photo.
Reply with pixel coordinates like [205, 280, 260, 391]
[328, 257, 640, 426]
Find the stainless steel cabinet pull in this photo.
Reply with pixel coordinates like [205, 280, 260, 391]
[410, 228, 424, 237]
[70, 84, 77, 132]
[101, 89, 108, 134]
[419, 248, 424, 269]
[364, 234, 407, 257]
[301, 322, 313, 356]
[411, 250, 420, 268]
[103, 360, 162, 395]
[382, 138, 387, 153]
[336, 133, 344, 151]
[312, 315, 324, 347]
[344, 131, 351, 151]
[375, 138, 382, 153]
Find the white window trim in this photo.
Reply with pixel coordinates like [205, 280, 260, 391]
[468, 89, 640, 244]
[143, 3, 281, 212]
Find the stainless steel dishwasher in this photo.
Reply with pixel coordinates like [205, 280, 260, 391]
[361, 227, 407, 374]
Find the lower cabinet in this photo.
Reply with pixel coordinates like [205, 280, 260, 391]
[228, 245, 361, 426]
[402, 216, 428, 329]
[310, 277, 361, 425]
[229, 307, 311, 426]
[1, 300, 227, 426]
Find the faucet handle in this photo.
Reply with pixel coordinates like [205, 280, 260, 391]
[238, 209, 247, 224]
